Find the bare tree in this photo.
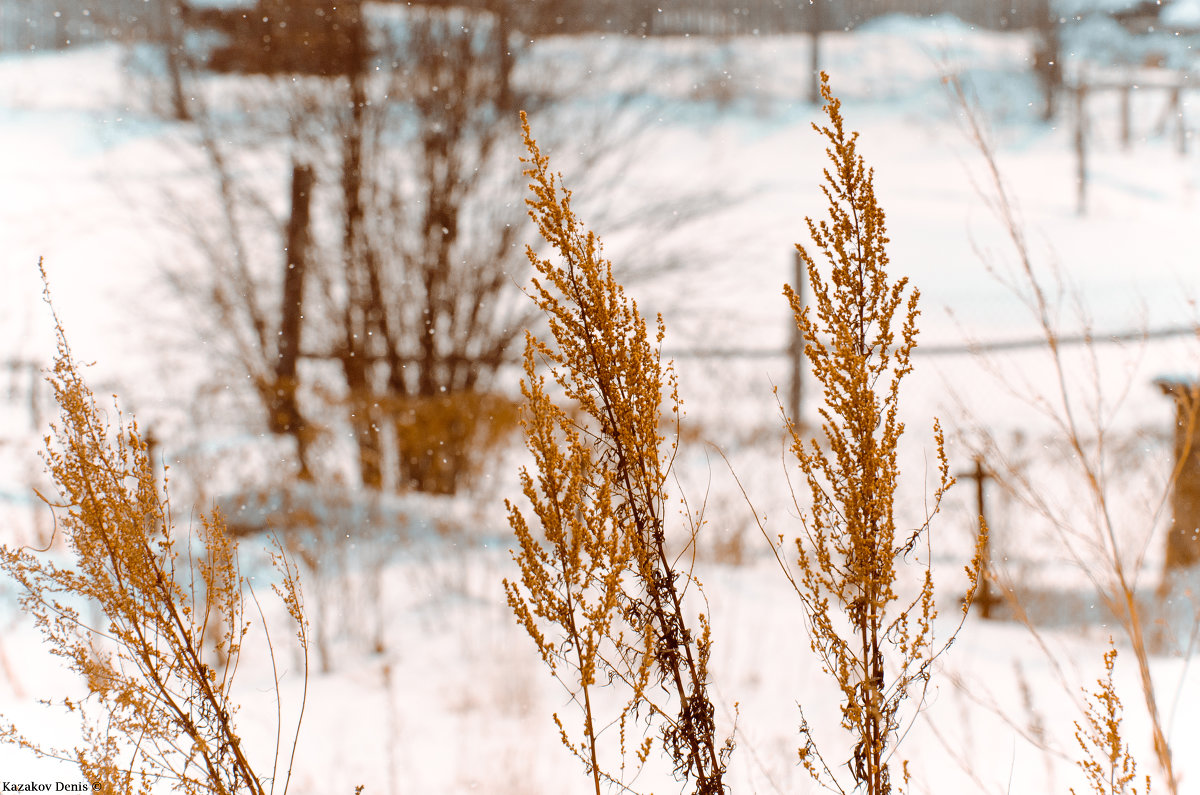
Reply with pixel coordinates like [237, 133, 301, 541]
[159, 1, 720, 495]
[299, 6, 532, 492]
[160, 3, 546, 493]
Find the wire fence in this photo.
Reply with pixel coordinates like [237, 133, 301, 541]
[662, 254, 1200, 421]
[670, 324, 1200, 359]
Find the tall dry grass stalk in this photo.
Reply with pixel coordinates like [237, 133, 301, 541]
[0, 269, 308, 795]
[948, 75, 1180, 793]
[505, 115, 731, 794]
[767, 74, 985, 795]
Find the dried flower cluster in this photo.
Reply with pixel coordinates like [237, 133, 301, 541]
[774, 74, 986, 795]
[0, 274, 308, 795]
[505, 115, 731, 794]
[1072, 645, 1150, 795]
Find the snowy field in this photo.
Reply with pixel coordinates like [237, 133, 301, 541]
[2, 8, 1200, 794]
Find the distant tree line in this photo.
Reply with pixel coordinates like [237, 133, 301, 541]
[3, 0, 1064, 55]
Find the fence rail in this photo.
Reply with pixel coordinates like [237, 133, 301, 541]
[667, 324, 1199, 360]
[667, 322, 1198, 427]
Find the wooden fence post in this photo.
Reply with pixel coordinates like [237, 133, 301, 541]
[26, 361, 41, 430]
[789, 249, 804, 426]
[1172, 85, 1187, 155]
[1033, 0, 1061, 121]
[958, 455, 998, 619]
[1120, 83, 1131, 150]
[163, 0, 192, 122]
[1074, 82, 1088, 215]
[273, 162, 315, 479]
[1155, 377, 1200, 579]
[807, 0, 821, 104]
[489, 0, 514, 111]
[54, 8, 69, 49]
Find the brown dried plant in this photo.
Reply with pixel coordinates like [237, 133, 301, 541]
[0, 274, 308, 795]
[946, 73, 1180, 793]
[504, 115, 731, 794]
[768, 74, 985, 795]
[1071, 644, 1151, 795]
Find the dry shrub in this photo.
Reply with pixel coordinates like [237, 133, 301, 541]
[387, 390, 522, 495]
[506, 75, 992, 795]
[0, 273, 308, 795]
[505, 114, 732, 794]
[759, 74, 985, 795]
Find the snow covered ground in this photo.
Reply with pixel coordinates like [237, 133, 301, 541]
[2, 9, 1200, 793]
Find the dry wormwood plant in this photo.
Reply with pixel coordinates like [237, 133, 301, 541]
[505, 114, 732, 794]
[770, 74, 986, 795]
[1071, 644, 1150, 795]
[0, 280, 308, 794]
[946, 74, 1179, 793]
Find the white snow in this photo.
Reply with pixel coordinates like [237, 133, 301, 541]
[1, 12, 1199, 794]
[1163, 0, 1200, 27]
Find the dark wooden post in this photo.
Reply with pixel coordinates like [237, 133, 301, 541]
[959, 455, 998, 618]
[26, 361, 41, 431]
[278, 164, 314, 376]
[54, 8, 69, 49]
[1155, 377, 1200, 578]
[635, 0, 655, 36]
[788, 249, 805, 426]
[489, 0, 514, 113]
[1074, 82, 1088, 215]
[1120, 84, 1131, 150]
[145, 427, 161, 483]
[273, 162, 315, 479]
[163, 0, 192, 121]
[807, 0, 822, 104]
[1033, 0, 1061, 122]
[1172, 85, 1187, 155]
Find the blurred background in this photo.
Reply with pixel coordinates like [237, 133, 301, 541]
[2, 1, 1200, 792]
